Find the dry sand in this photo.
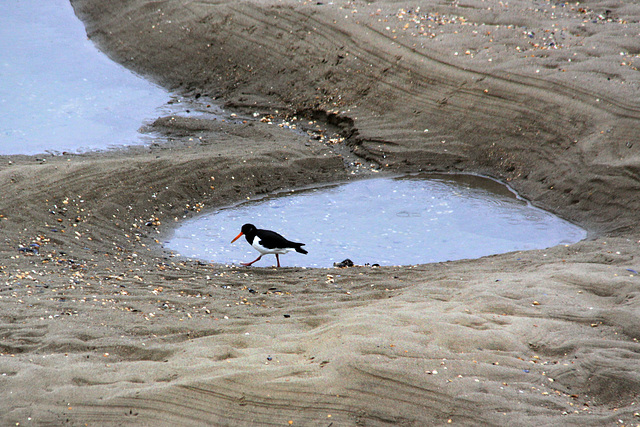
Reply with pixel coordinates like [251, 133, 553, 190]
[2, 0, 640, 425]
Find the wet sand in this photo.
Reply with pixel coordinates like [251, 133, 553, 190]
[2, 0, 640, 425]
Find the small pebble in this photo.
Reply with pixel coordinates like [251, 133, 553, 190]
[334, 258, 354, 268]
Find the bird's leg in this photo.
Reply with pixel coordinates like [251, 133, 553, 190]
[241, 255, 262, 266]
[275, 254, 281, 268]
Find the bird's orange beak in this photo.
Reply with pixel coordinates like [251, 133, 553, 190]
[231, 232, 243, 243]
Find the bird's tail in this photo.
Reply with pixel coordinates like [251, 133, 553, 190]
[295, 243, 308, 254]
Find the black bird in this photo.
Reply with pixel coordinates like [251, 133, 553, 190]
[230, 223, 307, 267]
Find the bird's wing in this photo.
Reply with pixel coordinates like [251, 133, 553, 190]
[257, 229, 291, 249]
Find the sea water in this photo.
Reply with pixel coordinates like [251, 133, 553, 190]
[0, 0, 219, 155]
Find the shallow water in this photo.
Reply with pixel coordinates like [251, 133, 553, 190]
[0, 0, 219, 155]
[166, 174, 587, 267]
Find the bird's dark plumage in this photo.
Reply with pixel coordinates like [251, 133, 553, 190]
[231, 223, 307, 267]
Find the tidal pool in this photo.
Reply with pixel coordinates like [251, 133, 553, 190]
[0, 0, 220, 155]
[165, 174, 587, 267]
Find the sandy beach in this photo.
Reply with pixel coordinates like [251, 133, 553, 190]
[2, 0, 640, 425]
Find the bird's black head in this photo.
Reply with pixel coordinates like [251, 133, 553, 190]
[241, 224, 257, 235]
[231, 223, 257, 244]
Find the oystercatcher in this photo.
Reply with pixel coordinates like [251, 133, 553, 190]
[231, 223, 307, 267]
